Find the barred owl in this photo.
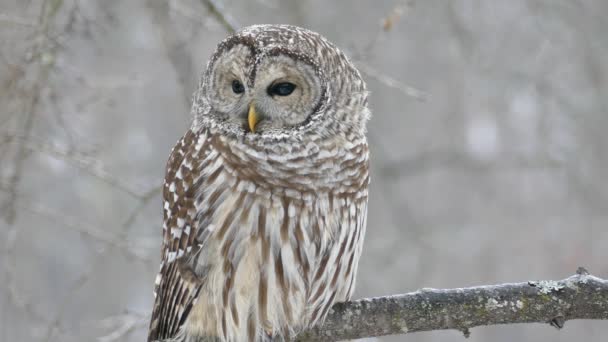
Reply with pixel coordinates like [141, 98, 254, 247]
[148, 25, 370, 342]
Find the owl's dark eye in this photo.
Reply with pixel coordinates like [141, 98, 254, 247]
[232, 80, 245, 94]
[268, 82, 296, 96]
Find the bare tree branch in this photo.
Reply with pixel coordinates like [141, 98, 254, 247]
[297, 269, 608, 341]
[0, 0, 67, 224]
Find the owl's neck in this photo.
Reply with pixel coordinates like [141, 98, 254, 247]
[198, 127, 369, 196]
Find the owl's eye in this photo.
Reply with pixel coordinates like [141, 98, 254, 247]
[268, 82, 296, 96]
[232, 80, 245, 94]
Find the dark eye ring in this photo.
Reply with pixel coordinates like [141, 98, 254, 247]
[268, 82, 296, 96]
[232, 80, 245, 94]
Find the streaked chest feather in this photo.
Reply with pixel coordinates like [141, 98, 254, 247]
[167, 131, 368, 341]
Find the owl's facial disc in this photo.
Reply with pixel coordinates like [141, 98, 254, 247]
[206, 44, 252, 132]
[247, 81, 299, 132]
[249, 55, 321, 133]
[208, 44, 322, 134]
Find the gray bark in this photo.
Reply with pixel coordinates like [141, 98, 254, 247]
[297, 269, 608, 341]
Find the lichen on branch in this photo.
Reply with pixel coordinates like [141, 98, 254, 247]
[297, 269, 608, 341]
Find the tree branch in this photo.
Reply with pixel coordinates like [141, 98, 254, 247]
[297, 268, 608, 341]
[201, 0, 238, 33]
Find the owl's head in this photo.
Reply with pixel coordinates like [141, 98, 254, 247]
[192, 25, 369, 141]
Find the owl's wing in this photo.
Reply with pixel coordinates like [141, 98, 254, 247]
[148, 130, 209, 341]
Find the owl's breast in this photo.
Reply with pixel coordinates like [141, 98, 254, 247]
[186, 182, 320, 341]
[179, 130, 367, 341]
[207, 131, 370, 196]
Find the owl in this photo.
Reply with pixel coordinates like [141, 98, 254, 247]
[148, 25, 370, 342]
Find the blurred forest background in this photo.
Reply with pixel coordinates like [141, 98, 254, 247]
[1, 0, 607, 341]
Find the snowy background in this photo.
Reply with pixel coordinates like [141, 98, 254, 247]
[1, 0, 607, 341]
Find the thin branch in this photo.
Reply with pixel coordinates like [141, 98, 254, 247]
[381, 0, 413, 32]
[3, 71, 39, 224]
[297, 269, 608, 341]
[147, 0, 197, 111]
[1, 131, 157, 199]
[0, 13, 37, 27]
[1, 0, 64, 224]
[201, 0, 239, 33]
[15, 201, 154, 262]
[120, 184, 162, 231]
[44, 271, 92, 342]
[355, 61, 428, 101]
[97, 311, 150, 342]
[380, 149, 563, 179]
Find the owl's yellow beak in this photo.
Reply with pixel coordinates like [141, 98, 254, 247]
[248, 102, 259, 133]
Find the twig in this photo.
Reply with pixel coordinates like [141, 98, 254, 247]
[355, 61, 427, 101]
[381, 0, 413, 32]
[147, 0, 197, 110]
[97, 311, 150, 342]
[297, 270, 608, 341]
[15, 201, 154, 262]
[121, 184, 162, 231]
[201, 0, 239, 33]
[381, 149, 563, 179]
[1, 132, 156, 199]
[0, 13, 37, 27]
[1, 0, 63, 224]
[44, 271, 92, 342]
[3, 76, 39, 224]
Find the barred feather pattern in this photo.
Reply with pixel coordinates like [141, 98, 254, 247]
[148, 25, 370, 342]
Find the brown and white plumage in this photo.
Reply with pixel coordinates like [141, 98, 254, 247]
[148, 25, 370, 342]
